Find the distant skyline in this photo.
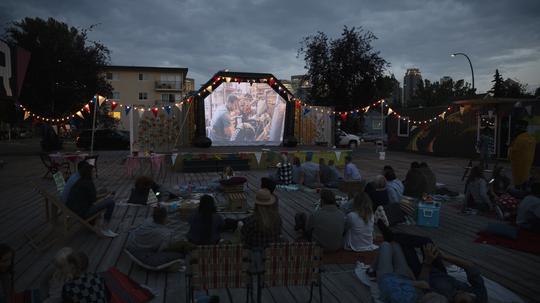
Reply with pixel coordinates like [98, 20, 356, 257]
[1, 0, 539, 94]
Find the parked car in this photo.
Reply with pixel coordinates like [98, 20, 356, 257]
[336, 129, 361, 148]
[360, 132, 388, 145]
[76, 129, 130, 150]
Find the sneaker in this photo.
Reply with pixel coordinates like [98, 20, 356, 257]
[101, 229, 118, 238]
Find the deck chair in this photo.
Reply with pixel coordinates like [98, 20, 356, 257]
[84, 154, 99, 178]
[259, 242, 323, 303]
[186, 244, 254, 303]
[40, 153, 70, 178]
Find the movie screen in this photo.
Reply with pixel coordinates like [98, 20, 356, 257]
[204, 82, 286, 146]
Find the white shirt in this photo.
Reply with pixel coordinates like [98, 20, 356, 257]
[344, 212, 378, 252]
[344, 163, 361, 181]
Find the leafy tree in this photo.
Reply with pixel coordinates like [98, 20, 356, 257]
[490, 69, 530, 98]
[298, 26, 389, 111]
[491, 69, 504, 97]
[4, 17, 112, 121]
[410, 78, 474, 107]
[535, 86, 540, 98]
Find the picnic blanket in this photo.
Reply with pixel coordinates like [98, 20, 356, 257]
[354, 263, 525, 303]
[475, 229, 540, 254]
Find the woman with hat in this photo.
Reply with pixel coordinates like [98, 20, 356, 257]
[241, 189, 282, 249]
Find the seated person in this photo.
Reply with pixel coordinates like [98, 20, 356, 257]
[0, 244, 14, 300]
[464, 166, 491, 212]
[365, 175, 390, 209]
[261, 177, 279, 208]
[373, 241, 430, 303]
[275, 153, 293, 185]
[403, 162, 427, 198]
[320, 159, 341, 188]
[40, 247, 74, 303]
[127, 176, 159, 204]
[65, 164, 117, 237]
[489, 167, 510, 198]
[344, 156, 362, 181]
[419, 162, 437, 194]
[516, 182, 540, 233]
[384, 166, 404, 204]
[319, 158, 331, 185]
[221, 165, 235, 180]
[291, 157, 302, 184]
[419, 244, 487, 303]
[295, 189, 345, 252]
[241, 189, 282, 249]
[61, 161, 90, 203]
[300, 153, 321, 188]
[187, 195, 225, 245]
[62, 252, 108, 303]
[344, 192, 378, 252]
[127, 207, 192, 269]
[327, 160, 342, 185]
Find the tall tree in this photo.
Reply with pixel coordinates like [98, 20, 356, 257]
[491, 69, 504, 97]
[298, 26, 389, 111]
[5, 17, 111, 120]
[410, 78, 474, 107]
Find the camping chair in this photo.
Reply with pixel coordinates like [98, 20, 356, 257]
[259, 242, 323, 303]
[186, 244, 254, 303]
[25, 183, 106, 250]
[40, 153, 70, 178]
[84, 154, 99, 178]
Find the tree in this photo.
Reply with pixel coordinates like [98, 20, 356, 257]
[4, 17, 112, 120]
[535, 86, 540, 98]
[409, 78, 474, 107]
[491, 69, 504, 97]
[298, 26, 389, 111]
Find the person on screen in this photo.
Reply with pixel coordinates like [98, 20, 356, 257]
[211, 95, 237, 142]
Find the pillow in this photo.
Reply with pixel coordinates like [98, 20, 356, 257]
[101, 267, 154, 303]
[483, 223, 519, 240]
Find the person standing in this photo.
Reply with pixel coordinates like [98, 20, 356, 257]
[508, 120, 536, 189]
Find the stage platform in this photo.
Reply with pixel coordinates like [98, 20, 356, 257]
[170, 146, 352, 172]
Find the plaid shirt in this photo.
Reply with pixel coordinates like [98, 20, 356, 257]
[62, 273, 107, 303]
[241, 215, 282, 249]
[277, 162, 293, 185]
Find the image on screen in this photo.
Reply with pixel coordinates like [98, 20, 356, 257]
[204, 82, 286, 146]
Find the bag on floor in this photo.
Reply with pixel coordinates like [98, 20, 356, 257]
[494, 193, 519, 221]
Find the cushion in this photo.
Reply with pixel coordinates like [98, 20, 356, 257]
[101, 267, 154, 303]
[483, 223, 519, 240]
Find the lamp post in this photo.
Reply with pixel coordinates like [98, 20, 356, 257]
[451, 53, 475, 91]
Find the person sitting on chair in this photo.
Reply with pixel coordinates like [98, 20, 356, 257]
[62, 161, 91, 203]
[187, 195, 225, 245]
[66, 164, 117, 237]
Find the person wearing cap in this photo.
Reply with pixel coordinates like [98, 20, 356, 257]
[241, 189, 282, 249]
[516, 182, 540, 233]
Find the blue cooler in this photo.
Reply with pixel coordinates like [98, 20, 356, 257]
[417, 201, 441, 227]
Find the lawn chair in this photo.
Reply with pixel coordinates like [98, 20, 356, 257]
[186, 244, 254, 303]
[259, 242, 323, 303]
[84, 154, 99, 178]
[25, 183, 106, 250]
[40, 153, 70, 178]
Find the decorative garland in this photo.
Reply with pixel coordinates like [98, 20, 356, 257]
[16, 75, 456, 125]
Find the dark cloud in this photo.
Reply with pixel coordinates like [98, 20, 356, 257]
[2, 0, 539, 93]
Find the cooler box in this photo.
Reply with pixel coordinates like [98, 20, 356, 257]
[417, 201, 441, 227]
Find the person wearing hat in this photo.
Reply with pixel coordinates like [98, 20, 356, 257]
[517, 182, 540, 233]
[241, 189, 282, 249]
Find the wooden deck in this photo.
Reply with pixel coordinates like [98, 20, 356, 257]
[0, 144, 539, 302]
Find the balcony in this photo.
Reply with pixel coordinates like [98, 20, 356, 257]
[155, 81, 182, 91]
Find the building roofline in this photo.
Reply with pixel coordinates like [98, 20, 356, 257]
[102, 65, 188, 72]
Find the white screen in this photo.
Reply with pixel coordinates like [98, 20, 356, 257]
[204, 82, 286, 146]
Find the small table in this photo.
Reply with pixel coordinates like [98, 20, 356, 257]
[49, 152, 89, 171]
[126, 154, 166, 177]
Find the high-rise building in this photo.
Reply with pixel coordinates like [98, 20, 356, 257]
[403, 68, 422, 107]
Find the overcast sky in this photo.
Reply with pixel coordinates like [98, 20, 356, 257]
[2, 0, 539, 94]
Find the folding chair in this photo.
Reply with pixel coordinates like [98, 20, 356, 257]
[84, 154, 99, 178]
[186, 244, 254, 303]
[40, 153, 70, 178]
[259, 242, 323, 303]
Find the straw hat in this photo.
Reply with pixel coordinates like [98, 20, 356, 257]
[255, 188, 276, 206]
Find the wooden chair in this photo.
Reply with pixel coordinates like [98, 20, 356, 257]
[40, 153, 70, 178]
[186, 244, 254, 303]
[84, 154, 99, 178]
[25, 183, 106, 250]
[259, 242, 323, 303]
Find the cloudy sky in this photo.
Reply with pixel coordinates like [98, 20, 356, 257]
[2, 0, 539, 94]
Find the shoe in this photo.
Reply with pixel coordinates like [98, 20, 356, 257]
[101, 229, 118, 238]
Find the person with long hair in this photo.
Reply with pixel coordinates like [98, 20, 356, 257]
[187, 195, 225, 245]
[404, 161, 428, 198]
[40, 247, 75, 303]
[344, 192, 378, 252]
[365, 175, 390, 209]
[0, 244, 14, 300]
[464, 166, 491, 212]
[241, 189, 282, 248]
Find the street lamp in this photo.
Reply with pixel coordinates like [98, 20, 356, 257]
[451, 52, 475, 91]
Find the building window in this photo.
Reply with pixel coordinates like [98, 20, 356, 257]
[372, 120, 382, 130]
[106, 72, 119, 80]
[112, 92, 120, 100]
[108, 112, 121, 120]
[161, 94, 175, 102]
[138, 73, 147, 81]
[398, 118, 410, 137]
[138, 92, 148, 100]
